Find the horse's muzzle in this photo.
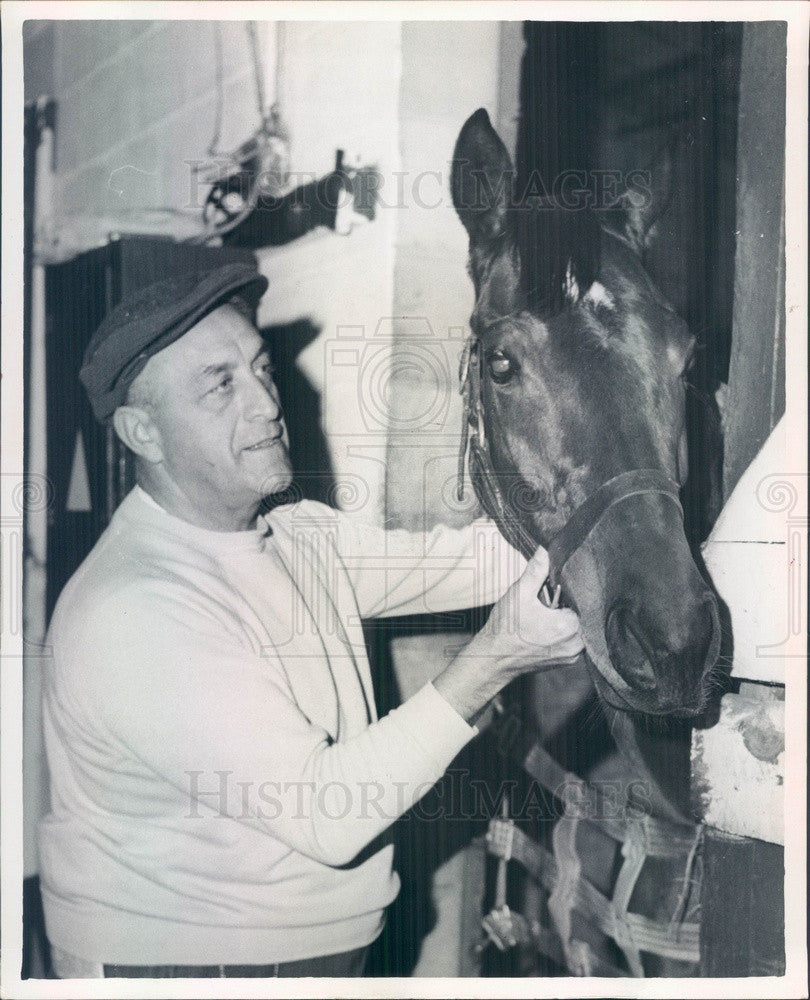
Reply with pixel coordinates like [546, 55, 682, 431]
[603, 590, 721, 716]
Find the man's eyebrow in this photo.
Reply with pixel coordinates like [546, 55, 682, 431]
[251, 345, 271, 365]
[196, 361, 234, 380]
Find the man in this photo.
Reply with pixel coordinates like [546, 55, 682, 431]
[39, 262, 583, 978]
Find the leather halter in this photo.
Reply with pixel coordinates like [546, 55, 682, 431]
[457, 334, 684, 589]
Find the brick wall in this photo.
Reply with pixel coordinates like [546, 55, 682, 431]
[47, 20, 272, 219]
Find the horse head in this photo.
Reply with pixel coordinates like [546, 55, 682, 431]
[452, 109, 721, 718]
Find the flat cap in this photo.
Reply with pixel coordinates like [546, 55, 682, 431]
[80, 261, 268, 422]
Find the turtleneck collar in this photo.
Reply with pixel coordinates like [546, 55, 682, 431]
[119, 485, 271, 556]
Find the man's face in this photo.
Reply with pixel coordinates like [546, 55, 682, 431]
[133, 303, 293, 525]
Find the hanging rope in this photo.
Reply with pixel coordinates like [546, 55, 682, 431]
[186, 22, 289, 244]
[246, 22, 267, 122]
[207, 23, 224, 157]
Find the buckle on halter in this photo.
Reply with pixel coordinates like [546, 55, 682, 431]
[457, 336, 479, 502]
[458, 336, 474, 390]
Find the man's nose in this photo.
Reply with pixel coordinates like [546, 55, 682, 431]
[243, 374, 282, 421]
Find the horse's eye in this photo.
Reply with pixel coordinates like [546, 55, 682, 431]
[487, 351, 516, 384]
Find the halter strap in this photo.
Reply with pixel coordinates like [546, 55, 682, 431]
[546, 469, 683, 587]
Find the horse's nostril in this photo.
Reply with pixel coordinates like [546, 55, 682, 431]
[605, 605, 658, 691]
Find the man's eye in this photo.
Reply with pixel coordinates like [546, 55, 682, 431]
[210, 377, 233, 396]
[257, 361, 275, 380]
[487, 350, 516, 384]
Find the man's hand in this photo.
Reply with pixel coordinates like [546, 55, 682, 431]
[433, 548, 584, 723]
[477, 547, 584, 673]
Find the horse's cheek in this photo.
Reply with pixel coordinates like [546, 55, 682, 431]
[490, 392, 541, 465]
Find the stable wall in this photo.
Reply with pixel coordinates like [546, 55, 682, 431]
[387, 21, 521, 537]
[31, 20, 274, 221]
[383, 22, 522, 975]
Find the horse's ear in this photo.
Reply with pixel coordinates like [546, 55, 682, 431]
[452, 108, 514, 244]
[614, 138, 675, 254]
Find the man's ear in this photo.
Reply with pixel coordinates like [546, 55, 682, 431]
[112, 405, 163, 464]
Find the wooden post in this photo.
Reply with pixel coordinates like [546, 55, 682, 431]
[700, 830, 785, 976]
[696, 22, 788, 977]
[458, 838, 487, 977]
[722, 22, 787, 499]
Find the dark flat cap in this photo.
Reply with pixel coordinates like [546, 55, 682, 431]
[80, 261, 268, 422]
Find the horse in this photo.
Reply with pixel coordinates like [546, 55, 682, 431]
[450, 108, 724, 977]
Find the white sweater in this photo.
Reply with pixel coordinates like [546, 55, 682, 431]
[40, 486, 523, 965]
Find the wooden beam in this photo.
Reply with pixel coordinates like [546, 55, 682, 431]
[700, 828, 785, 976]
[723, 23, 787, 498]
